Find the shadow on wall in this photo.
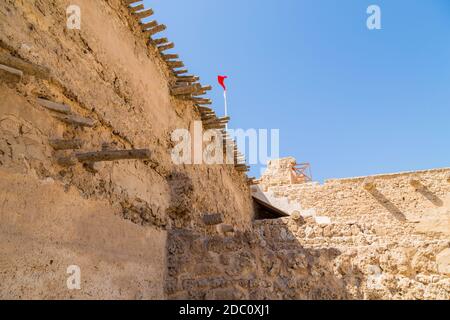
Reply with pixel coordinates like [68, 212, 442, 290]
[417, 185, 444, 207]
[368, 189, 407, 222]
[164, 219, 365, 300]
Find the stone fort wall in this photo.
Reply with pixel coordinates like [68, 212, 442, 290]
[167, 160, 449, 300]
[0, 0, 448, 300]
[0, 0, 253, 299]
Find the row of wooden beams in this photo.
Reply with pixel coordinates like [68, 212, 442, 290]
[124, 1, 217, 123]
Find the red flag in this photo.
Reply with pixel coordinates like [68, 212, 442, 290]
[218, 75, 228, 91]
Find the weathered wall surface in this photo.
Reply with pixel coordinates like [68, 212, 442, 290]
[267, 167, 450, 236]
[1, 0, 448, 301]
[167, 216, 449, 300]
[167, 160, 449, 300]
[0, 171, 167, 299]
[0, 0, 252, 299]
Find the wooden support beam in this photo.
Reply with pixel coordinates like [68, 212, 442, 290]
[166, 60, 184, 69]
[171, 83, 201, 96]
[140, 20, 158, 30]
[203, 117, 230, 125]
[363, 178, 376, 191]
[201, 213, 224, 226]
[53, 114, 96, 127]
[75, 149, 151, 163]
[200, 113, 216, 119]
[124, 0, 142, 5]
[0, 53, 51, 80]
[197, 106, 212, 112]
[0, 64, 23, 84]
[158, 43, 174, 52]
[173, 69, 187, 75]
[128, 4, 144, 13]
[162, 54, 179, 60]
[177, 75, 199, 83]
[132, 9, 153, 19]
[49, 139, 83, 150]
[153, 38, 168, 45]
[144, 24, 166, 37]
[194, 100, 212, 106]
[36, 98, 71, 114]
[410, 178, 422, 189]
[56, 155, 78, 167]
[200, 85, 212, 92]
[204, 123, 226, 130]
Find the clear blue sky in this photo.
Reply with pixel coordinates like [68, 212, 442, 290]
[143, 0, 450, 182]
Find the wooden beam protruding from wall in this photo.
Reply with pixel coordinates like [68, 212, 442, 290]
[162, 54, 179, 60]
[176, 75, 199, 83]
[0, 53, 51, 80]
[49, 139, 84, 150]
[36, 98, 71, 114]
[57, 149, 151, 166]
[201, 213, 224, 226]
[171, 83, 201, 96]
[128, 4, 144, 13]
[0, 64, 23, 84]
[158, 43, 174, 52]
[144, 24, 166, 37]
[124, 0, 142, 5]
[141, 20, 158, 30]
[53, 114, 96, 128]
[153, 38, 168, 45]
[173, 69, 187, 75]
[363, 178, 376, 191]
[166, 60, 185, 69]
[409, 178, 422, 190]
[132, 9, 154, 19]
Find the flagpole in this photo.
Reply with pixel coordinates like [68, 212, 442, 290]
[224, 90, 228, 131]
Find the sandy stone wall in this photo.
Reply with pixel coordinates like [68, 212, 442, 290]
[1, 0, 448, 301]
[167, 216, 449, 300]
[0, 0, 253, 299]
[166, 161, 449, 300]
[266, 166, 450, 234]
[0, 0, 253, 232]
